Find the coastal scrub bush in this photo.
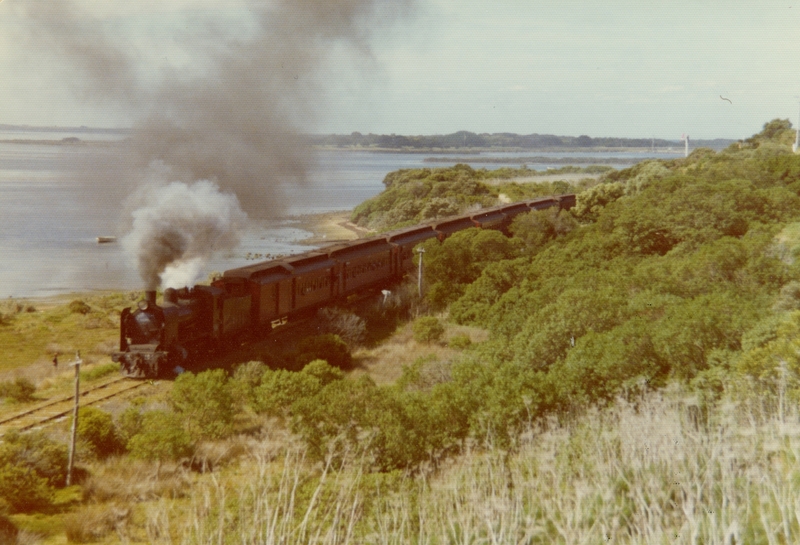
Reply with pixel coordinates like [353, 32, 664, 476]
[572, 181, 625, 221]
[170, 369, 235, 439]
[231, 360, 268, 407]
[290, 376, 377, 463]
[508, 207, 577, 252]
[412, 316, 445, 344]
[294, 334, 352, 370]
[302, 358, 346, 385]
[68, 300, 91, 315]
[774, 281, 800, 312]
[253, 369, 320, 417]
[448, 334, 472, 350]
[115, 399, 145, 447]
[253, 359, 343, 416]
[0, 377, 36, 402]
[553, 319, 665, 406]
[351, 165, 496, 231]
[291, 375, 446, 471]
[74, 406, 122, 459]
[0, 464, 52, 513]
[127, 411, 193, 461]
[420, 228, 519, 309]
[0, 430, 68, 512]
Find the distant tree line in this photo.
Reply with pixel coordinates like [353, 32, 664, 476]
[308, 130, 735, 150]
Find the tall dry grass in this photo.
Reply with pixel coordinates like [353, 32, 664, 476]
[351, 321, 486, 385]
[82, 458, 191, 503]
[145, 389, 800, 544]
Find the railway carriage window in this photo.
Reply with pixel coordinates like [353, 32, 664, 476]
[300, 274, 330, 295]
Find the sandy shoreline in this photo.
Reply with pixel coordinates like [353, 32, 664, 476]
[293, 210, 373, 246]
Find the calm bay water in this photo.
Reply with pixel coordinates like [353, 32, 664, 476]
[0, 131, 681, 298]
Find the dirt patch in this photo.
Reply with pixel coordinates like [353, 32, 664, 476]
[486, 172, 601, 185]
[294, 211, 373, 245]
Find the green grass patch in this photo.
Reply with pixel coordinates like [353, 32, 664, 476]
[80, 363, 119, 382]
[9, 512, 63, 540]
[0, 294, 129, 374]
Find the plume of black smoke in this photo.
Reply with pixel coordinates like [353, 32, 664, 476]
[17, 0, 413, 288]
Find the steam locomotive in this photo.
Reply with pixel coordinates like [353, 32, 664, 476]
[113, 195, 575, 377]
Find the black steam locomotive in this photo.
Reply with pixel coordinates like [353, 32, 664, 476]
[113, 195, 575, 377]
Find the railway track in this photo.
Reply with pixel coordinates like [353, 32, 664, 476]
[0, 376, 149, 436]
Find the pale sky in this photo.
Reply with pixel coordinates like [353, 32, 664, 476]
[2, 0, 800, 139]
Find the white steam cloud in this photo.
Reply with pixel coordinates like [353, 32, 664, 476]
[122, 180, 247, 290]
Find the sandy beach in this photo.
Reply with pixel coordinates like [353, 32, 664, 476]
[294, 210, 373, 245]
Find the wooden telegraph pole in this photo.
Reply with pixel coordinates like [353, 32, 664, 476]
[417, 247, 425, 298]
[66, 351, 82, 486]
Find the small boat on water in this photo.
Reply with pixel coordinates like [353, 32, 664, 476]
[96, 236, 117, 244]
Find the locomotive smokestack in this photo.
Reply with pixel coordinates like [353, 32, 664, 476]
[145, 291, 157, 307]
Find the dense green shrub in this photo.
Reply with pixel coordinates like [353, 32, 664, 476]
[448, 352, 554, 449]
[253, 360, 344, 416]
[572, 181, 625, 221]
[0, 464, 52, 513]
[351, 164, 497, 231]
[448, 334, 472, 349]
[508, 207, 577, 251]
[74, 406, 122, 459]
[254, 365, 326, 417]
[0, 431, 67, 512]
[435, 121, 800, 417]
[290, 376, 378, 463]
[68, 300, 91, 315]
[553, 318, 666, 406]
[70, 407, 123, 458]
[774, 280, 800, 311]
[420, 228, 520, 309]
[290, 374, 467, 471]
[0, 377, 36, 403]
[169, 369, 235, 439]
[412, 316, 445, 344]
[230, 360, 268, 407]
[116, 403, 144, 447]
[302, 358, 346, 385]
[294, 334, 352, 370]
[127, 411, 193, 461]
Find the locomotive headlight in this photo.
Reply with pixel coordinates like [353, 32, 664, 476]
[138, 300, 149, 311]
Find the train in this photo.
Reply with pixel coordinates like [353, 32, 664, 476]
[112, 195, 576, 378]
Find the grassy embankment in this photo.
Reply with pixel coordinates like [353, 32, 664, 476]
[11, 379, 796, 544]
[0, 293, 138, 421]
[148, 390, 800, 545]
